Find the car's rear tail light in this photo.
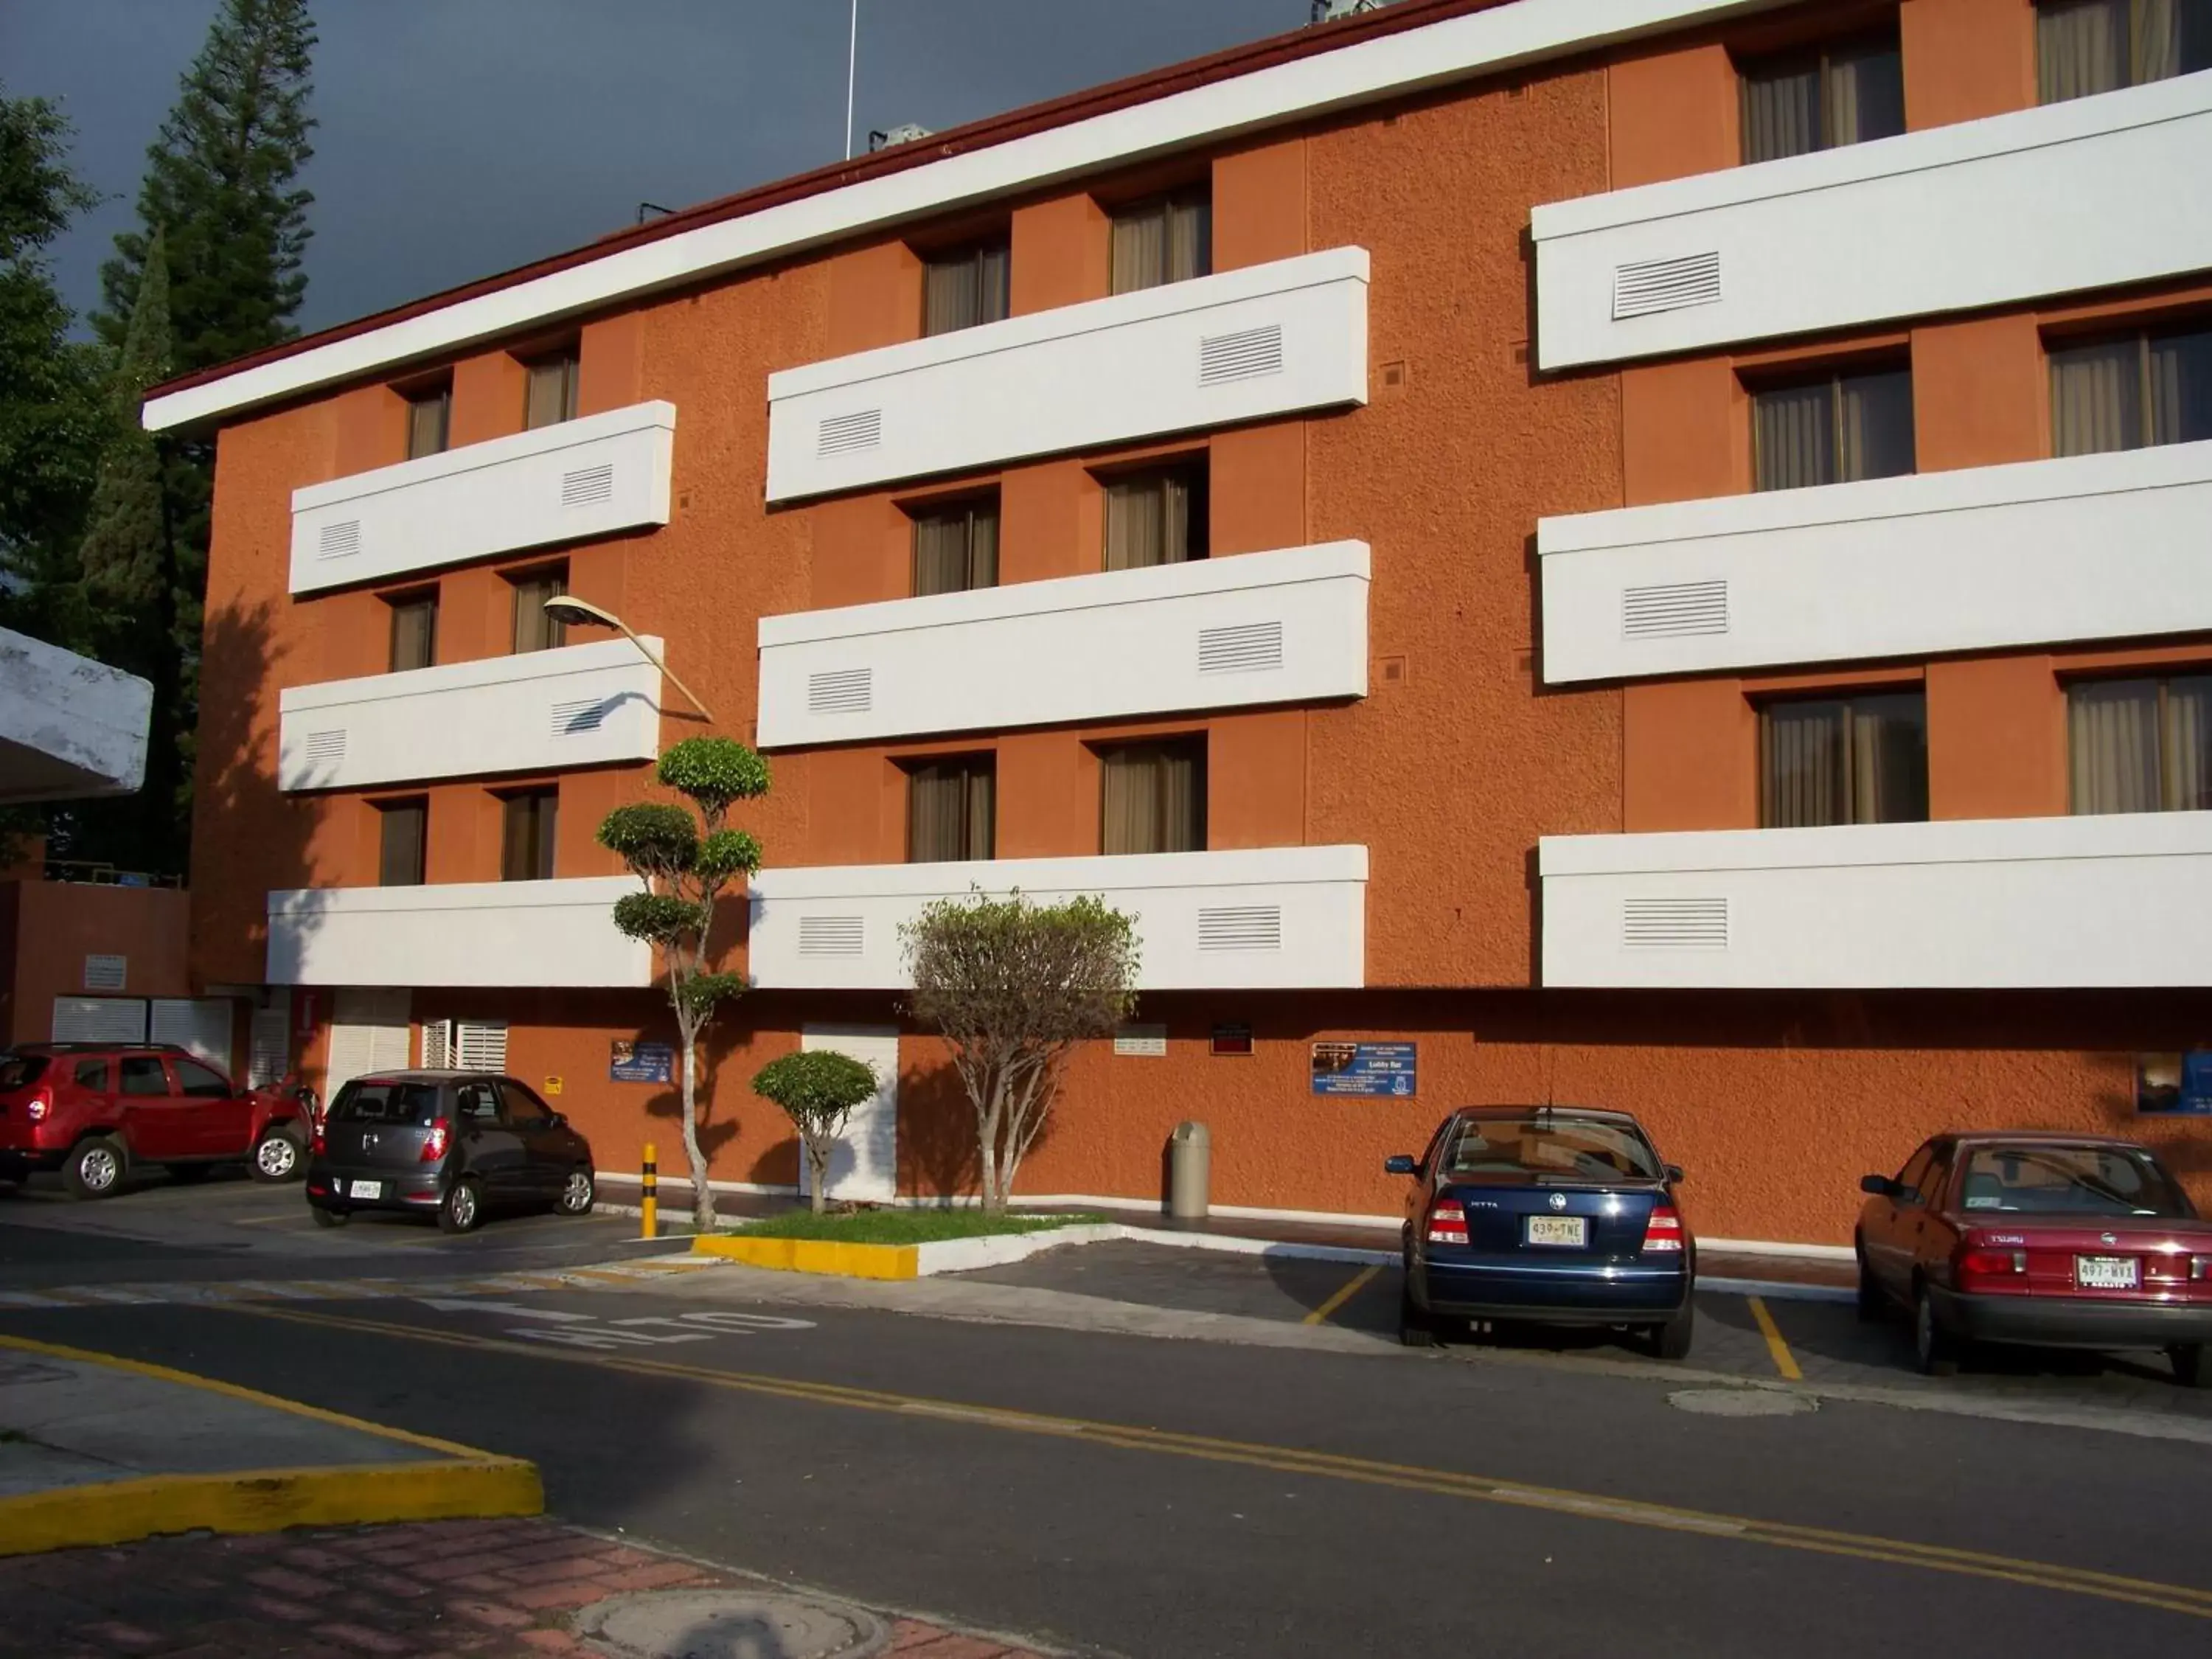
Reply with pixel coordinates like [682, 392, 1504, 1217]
[1641, 1203, 1684, 1254]
[23, 1091, 50, 1122]
[2192, 1256, 2211, 1282]
[310, 1122, 326, 1157]
[420, 1117, 451, 1163]
[1425, 1200, 1468, 1247]
[1958, 1247, 2027, 1284]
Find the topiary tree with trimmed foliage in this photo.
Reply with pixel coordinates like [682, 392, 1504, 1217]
[751, 1048, 880, 1214]
[597, 736, 768, 1231]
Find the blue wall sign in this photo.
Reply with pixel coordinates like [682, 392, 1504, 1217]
[1310, 1041, 1416, 1098]
[611, 1040, 674, 1085]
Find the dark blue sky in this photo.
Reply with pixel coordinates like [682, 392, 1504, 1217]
[6, 0, 1309, 337]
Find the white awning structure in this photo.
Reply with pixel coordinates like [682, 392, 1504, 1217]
[0, 627, 153, 804]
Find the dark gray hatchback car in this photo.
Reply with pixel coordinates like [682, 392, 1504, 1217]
[305, 1070, 596, 1234]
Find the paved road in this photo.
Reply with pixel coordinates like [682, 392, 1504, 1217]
[4, 1189, 2210, 1657]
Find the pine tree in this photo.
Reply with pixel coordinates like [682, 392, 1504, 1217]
[81, 226, 173, 624]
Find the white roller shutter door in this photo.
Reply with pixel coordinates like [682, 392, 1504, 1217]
[149, 998, 235, 1071]
[52, 997, 148, 1043]
[326, 989, 411, 1097]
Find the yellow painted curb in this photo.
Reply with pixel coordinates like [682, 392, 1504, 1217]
[0, 1332, 543, 1555]
[690, 1234, 919, 1279]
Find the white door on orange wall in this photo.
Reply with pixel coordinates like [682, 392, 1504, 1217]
[799, 1026, 897, 1203]
[327, 989, 411, 1099]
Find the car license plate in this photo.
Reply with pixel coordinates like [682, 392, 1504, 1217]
[347, 1180, 381, 1200]
[1526, 1215, 1587, 1248]
[2076, 1255, 2138, 1290]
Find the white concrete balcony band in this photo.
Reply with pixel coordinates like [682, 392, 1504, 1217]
[1531, 74, 2212, 371]
[0, 627, 153, 804]
[1537, 439, 2212, 684]
[748, 845, 1368, 991]
[276, 637, 664, 792]
[265, 877, 651, 989]
[288, 400, 675, 595]
[1540, 813, 2212, 990]
[756, 540, 1369, 748]
[764, 248, 1368, 502]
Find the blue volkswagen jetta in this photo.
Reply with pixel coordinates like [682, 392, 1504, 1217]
[1387, 1105, 1695, 1357]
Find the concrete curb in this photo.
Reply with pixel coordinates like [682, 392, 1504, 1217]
[0, 1334, 543, 1557]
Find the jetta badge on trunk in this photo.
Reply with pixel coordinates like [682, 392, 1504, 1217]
[1548, 1192, 1568, 1211]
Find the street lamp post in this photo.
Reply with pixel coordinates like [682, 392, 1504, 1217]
[540, 595, 716, 723]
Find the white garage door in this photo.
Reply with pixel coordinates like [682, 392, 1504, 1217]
[327, 988, 411, 1097]
[799, 1026, 899, 1203]
[149, 998, 235, 1071]
[52, 997, 148, 1043]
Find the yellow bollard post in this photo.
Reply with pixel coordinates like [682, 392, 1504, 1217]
[641, 1142, 658, 1241]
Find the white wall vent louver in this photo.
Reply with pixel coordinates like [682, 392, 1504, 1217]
[1198, 323, 1285, 386]
[317, 520, 362, 560]
[420, 1018, 453, 1069]
[1611, 251, 1723, 320]
[1622, 897, 1729, 950]
[1197, 905, 1284, 952]
[303, 728, 347, 766]
[817, 410, 883, 456]
[1622, 580, 1729, 639]
[82, 953, 128, 992]
[1197, 621, 1285, 675]
[807, 668, 872, 714]
[798, 916, 865, 957]
[455, 1019, 509, 1071]
[560, 462, 616, 507]
[551, 698, 611, 737]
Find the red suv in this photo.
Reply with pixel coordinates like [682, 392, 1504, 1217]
[0, 1043, 310, 1200]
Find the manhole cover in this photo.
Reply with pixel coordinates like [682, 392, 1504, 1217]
[574, 1589, 888, 1659]
[1668, 1387, 1817, 1417]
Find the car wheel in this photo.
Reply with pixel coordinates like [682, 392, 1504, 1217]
[437, 1176, 484, 1235]
[1650, 1304, 1695, 1361]
[1854, 1240, 1883, 1324]
[556, 1166, 595, 1217]
[249, 1127, 304, 1183]
[310, 1204, 349, 1228]
[165, 1163, 212, 1184]
[63, 1135, 127, 1201]
[1913, 1283, 1959, 1377]
[1397, 1276, 1435, 1349]
[2168, 1344, 2208, 1389]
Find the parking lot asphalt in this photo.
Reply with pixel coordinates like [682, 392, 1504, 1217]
[958, 1238, 2212, 1419]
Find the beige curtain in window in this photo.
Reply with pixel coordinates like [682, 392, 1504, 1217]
[1101, 747, 1160, 854]
[2070, 679, 2162, 813]
[2039, 0, 2127, 102]
[525, 357, 577, 429]
[1110, 205, 1166, 296]
[1825, 38, 1906, 146]
[1156, 742, 1202, 851]
[1165, 194, 1211, 283]
[389, 597, 437, 672]
[1849, 694, 1930, 824]
[1838, 369, 1916, 482]
[1104, 472, 1199, 570]
[908, 762, 993, 861]
[378, 801, 427, 887]
[913, 504, 997, 595]
[1741, 60, 1820, 162]
[502, 793, 557, 880]
[2050, 337, 2140, 456]
[1762, 701, 1845, 827]
[1753, 382, 1835, 491]
[510, 571, 567, 653]
[2135, 0, 2182, 80]
[923, 246, 1009, 335]
[2146, 327, 2212, 445]
[406, 392, 449, 459]
[2166, 675, 2211, 811]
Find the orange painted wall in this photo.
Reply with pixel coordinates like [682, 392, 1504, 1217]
[1, 882, 192, 1046]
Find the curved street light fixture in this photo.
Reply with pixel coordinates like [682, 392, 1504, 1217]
[540, 595, 715, 723]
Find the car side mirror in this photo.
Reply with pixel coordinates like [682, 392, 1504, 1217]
[1383, 1154, 1417, 1177]
[1664, 1164, 1685, 1185]
[549, 1113, 567, 1130]
[1860, 1174, 1895, 1197]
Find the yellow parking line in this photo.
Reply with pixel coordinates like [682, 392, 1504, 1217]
[1303, 1264, 1382, 1326]
[1747, 1295, 1804, 1382]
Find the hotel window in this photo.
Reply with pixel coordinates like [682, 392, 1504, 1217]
[522, 348, 579, 429]
[404, 383, 451, 459]
[922, 237, 1011, 335]
[376, 798, 428, 887]
[1751, 365, 1916, 490]
[500, 789, 559, 882]
[2037, 0, 2212, 104]
[1100, 737, 1206, 855]
[911, 495, 1000, 596]
[906, 755, 996, 863]
[1109, 187, 1211, 294]
[1102, 459, 1208, 571]
[2048, 323, 2212, 456]
[2068, 675, 2212, 814]
[1759, 693, 1929, 827]
[508, 565, 568, 654]
[1739, 34, 1905, 162]
[386, 588, 438, 672]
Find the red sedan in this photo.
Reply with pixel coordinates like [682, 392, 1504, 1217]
[1856, 1132, 2212, 1386]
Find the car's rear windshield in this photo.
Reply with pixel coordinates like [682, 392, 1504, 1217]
[1443, 1115, 1663, 1184]
[1958, 1146, 2193, 1219]
[0, 1054, 48, 1091]
[330, 1081, 441, 1124]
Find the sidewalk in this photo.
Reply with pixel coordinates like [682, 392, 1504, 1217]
[0, 1333, 538, 1555]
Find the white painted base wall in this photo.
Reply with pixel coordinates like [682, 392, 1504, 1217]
[1541, 812, 2212, 989]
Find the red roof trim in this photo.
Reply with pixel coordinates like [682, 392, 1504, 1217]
[146, 0, 1516, 405]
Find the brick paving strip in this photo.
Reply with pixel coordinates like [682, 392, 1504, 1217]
[0, 1515, 1057, 1658]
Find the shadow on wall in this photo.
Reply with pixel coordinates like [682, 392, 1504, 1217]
[900, 1053, 984, 1201]
[637, 1020, 744, 1170]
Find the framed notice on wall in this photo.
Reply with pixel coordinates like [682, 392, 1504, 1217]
[1310, 1041, 1416, 1098]
[611, 1040, 675, 1085]
[2136, 1051, 2212, 1115]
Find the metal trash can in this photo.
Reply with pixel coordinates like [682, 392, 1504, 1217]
[1167, 1121, 1211, 1221]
